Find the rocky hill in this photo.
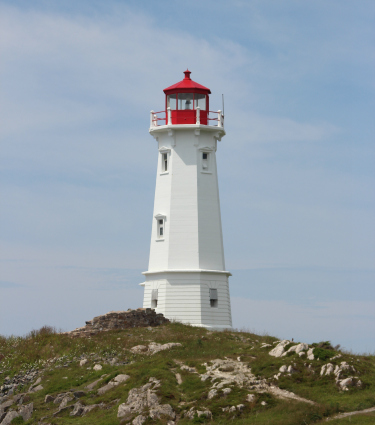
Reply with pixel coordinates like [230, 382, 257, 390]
[0, 309, 374, 425]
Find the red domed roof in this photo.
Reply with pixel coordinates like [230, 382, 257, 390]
[163, 70, 211, 94]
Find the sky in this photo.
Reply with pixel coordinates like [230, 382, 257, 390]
[1, 0, 374, 353]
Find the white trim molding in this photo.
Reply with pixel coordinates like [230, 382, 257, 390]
[142, 269, 232, 276]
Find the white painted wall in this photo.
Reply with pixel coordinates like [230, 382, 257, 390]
[142, 272, 232, 329]
[143, 124, 232, 329]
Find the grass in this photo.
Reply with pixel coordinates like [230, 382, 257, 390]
[0, 323, 374, 424]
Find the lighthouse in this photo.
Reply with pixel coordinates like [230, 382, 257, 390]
[140, 70, 232, 329]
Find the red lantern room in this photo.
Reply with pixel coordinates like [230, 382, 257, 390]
[163, 70, 211, 125]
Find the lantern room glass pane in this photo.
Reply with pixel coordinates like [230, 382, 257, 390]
[167, 94, 177, 110]
[178, 93, 193, 110]
[194, 94, 206, 110]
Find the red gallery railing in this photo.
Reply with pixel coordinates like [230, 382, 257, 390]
[150, 107, 224, 128]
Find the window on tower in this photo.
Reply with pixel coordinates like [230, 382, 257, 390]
[210, 288, 218, 308]
[151, 289, 158, 308]
[161, 151, 169, 173]
[157, 219, 164, 239]
[202, 152, 209, 171]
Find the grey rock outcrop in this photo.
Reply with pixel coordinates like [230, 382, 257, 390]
[0, 410, 19, 425]
[117, 377, 175, 421]
[19, 402, 33, 421]
[269, 340, 290, 357]
[185, 407, 212, 420]
[97, 374, 129, 395]
[66, 308, 170, 337]
[130, 342, 182, 355]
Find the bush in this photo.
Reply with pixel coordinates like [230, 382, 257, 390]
[313, 348, 335, 361]
[27, 326, 56, 339]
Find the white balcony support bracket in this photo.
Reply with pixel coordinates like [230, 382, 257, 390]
[167, 107, 172, 125]
[217, 110, 222, 128]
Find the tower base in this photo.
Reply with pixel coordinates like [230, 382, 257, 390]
[141, 270, 232, 329]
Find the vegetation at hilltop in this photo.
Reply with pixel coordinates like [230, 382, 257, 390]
[0, 322, 374, 424]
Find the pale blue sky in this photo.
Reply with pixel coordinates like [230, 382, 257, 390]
[1, 0, 374, 353]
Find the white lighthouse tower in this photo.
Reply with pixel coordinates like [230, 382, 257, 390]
[140, 70, 232, 329]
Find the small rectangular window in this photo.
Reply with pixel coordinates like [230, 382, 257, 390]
[151, 289, 158, 308]
[157, 218, 164, 239]
[161, 152, 169, 173]
[202, 152, 209, 170]
[210, 288, 218, 308]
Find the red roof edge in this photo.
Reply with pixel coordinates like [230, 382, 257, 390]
[163, 70, 211, 94]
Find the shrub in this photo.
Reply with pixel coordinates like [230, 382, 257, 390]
[27, 326, 56, 339]
[313, 348, 335, 361]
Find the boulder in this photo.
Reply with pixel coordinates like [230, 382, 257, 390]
[180, 365, 196, 373]
[19, 402, 33, 421]
[29, 384, 43, 393]
[53, 393, 68, 405]
[185, 407, 212, 420]
[97, 374, 130, 395]
[117, 377, 162, 420]
[246, 394, 255, 403]
[148, 342, 182, 355]
[70, 402, 84, 417]
[93, 364, 102, 371]
[287, 365, 296, 374]
[85, 377, 104, 391]
[45, 394, 55, 403]
[269, 340, 290, 358]
[130, 343, 182, 355]
[130, 345, 148, 354]
[208, 389, 218, 399]
[287, 343, 308, 354]
[339, 378, 355, 390]
[175, 373, 182, 385]
[113, 374, 130, 384]
[149, 404, 175, 420]
[321, 363, 334, 376]
[0, 410, 19, 425]
[59, 395, 74, 409]
[73, 391, 86, 398]
[97, 382, 116, 395]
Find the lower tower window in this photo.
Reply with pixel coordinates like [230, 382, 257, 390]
[209, 288, 218, 308]
[154, 214, 166, 240]
[151, 289, 158, 308]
